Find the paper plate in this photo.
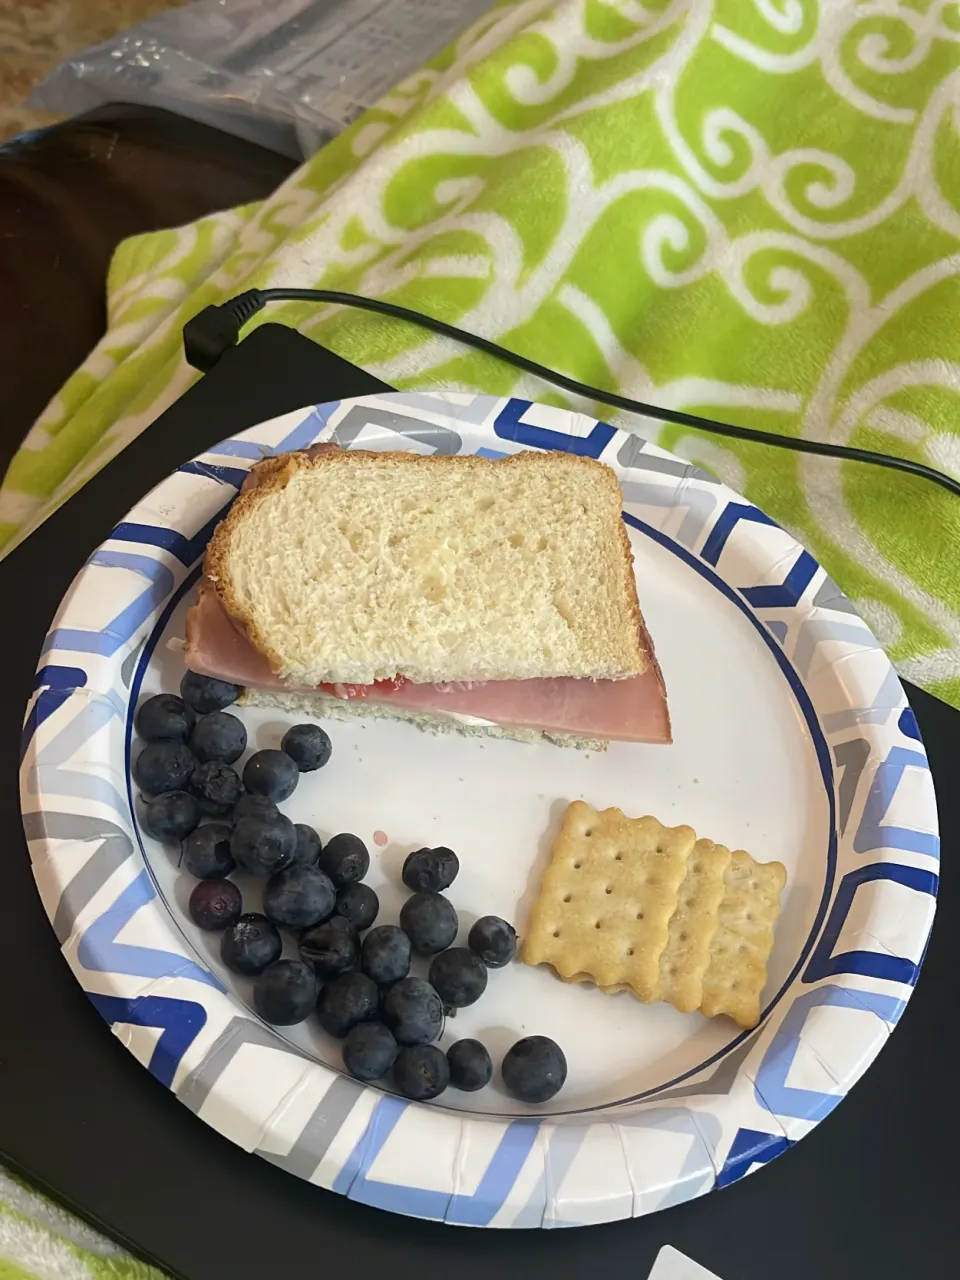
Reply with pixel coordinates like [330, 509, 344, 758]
[20, 393, 939, 1227]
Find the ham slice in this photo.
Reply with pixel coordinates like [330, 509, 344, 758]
[185, 582, 671, 744]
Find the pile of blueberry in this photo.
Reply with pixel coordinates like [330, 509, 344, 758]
[134, 672, 567, 1106]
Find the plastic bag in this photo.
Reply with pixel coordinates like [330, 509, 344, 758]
[30, 0, 495, 158]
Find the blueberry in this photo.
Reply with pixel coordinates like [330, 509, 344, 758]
[189, 878, 242, 931]
[189, 711, 246, 764]
[264, 865, 336, 930]
[360, 925, 410, 985]
[468, 916, 518, 968]
[393, 1045, 449, 1100]
[292, 823, 321, 867]
[189, 760, 243, 817]
[141, 791, 200, 842]
[136, 694, 194, 743]
[134, 741, 196, 795]
[336, 883, 379, 933]
[182, 823, 235, 879]
[342, 1023, 398, 1082]
[501, 1036, 567, 1104]
[401, 847, 459, 893]
[242, 749, 299, 802]
[253, 959, 318, 1025]
[399, 892, 458, 955]
[316, 971, 379, 1037]
[318, 833, 369, 887]
[231, 794, 279, 827]
[221, 913, 282, 976]
[428, 948, 488, 1009]
[281, 723, 332, 772]
[381, 977, 443, 1046]
[180, 670, 240, 714]
[447, 1039, 493, 1092]
[300, 916, 359, 978]
[230, 811, 296, 877]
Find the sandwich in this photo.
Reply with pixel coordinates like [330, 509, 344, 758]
[184, 445, 671, 748]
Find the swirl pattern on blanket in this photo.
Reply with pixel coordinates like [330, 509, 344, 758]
[5, 0, 960, 704]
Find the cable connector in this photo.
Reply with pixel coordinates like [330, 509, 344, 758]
[183, 290, 267, 372]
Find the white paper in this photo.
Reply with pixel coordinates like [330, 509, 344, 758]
[648, 1246, 723, 1280]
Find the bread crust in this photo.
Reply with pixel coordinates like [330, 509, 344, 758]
[204, 446, 647, 682]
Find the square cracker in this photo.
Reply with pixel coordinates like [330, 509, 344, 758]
[653, 838, 731, 1014]
[521, 800, 696, 1001]
[699, 849, 786, 1029]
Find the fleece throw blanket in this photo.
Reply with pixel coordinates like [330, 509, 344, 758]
[4, 0, 960, 706]
[0, 1168, 161, 1279]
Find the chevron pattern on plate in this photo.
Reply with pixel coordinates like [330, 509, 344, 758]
[20, 393, 938, 1228]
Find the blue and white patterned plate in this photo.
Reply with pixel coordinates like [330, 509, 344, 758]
[20, 394, 939, 1227]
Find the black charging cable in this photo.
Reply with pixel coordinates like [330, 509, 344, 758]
[183, 288, 960, 499]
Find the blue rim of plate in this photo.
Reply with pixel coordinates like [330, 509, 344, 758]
[20, 393, 939, 1228]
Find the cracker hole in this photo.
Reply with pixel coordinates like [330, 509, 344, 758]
[739, 944, 748, 954]
[614, 853, 623, 862]
[749, 880, 758, 891]
[594, 921, 602, 930]
[605, 886, 613, 895]
[573, 861, 582, 870]
[636, 911, 644, 921]
[585, 829, 593, 837]
[679, 932, 688, 943]
[731, 981, 740, 991]
[746, 912, 755, 923]
[684, 898, 695, 910]
[627, 948, 634, 957]
[552, 930, 561, 938]
[563, 894, 572, 903]
[655, 844, 664, 854]
[692, 862, 702, 874]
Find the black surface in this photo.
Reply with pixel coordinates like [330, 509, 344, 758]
[0, 108, 297, 467]
[0, 324, 954, 1279]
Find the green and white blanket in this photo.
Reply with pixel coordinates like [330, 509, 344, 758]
[5, 0, 960, 704]
[0, 1167, 161, 1278]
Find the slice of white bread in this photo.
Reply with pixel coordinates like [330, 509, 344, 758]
[240, 687, 607, 751]
[205, 448, 647, 687]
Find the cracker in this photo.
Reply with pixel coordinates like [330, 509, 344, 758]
[521, 801, 696, 1001]
[653, 838, 731, 1014]
[699, 849, 786, 1029]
